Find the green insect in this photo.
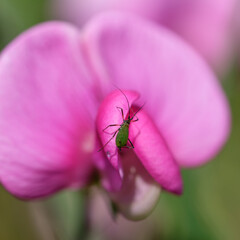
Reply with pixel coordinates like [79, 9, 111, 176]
[99, 89, 144, 152]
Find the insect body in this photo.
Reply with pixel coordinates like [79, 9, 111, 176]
[116, 121, 130, 149]
[98, 89, 144, 152]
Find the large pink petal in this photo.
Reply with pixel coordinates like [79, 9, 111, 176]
[84, 12, 230, 168]
[0, 22, 96, 198]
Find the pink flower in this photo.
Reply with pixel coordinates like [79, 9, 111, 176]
[51, 0, 237, 72]
[0, 13, 230, 219]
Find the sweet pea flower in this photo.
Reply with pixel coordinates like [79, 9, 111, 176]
[51, 0, 237, 73]
[0, 13, 230, 219]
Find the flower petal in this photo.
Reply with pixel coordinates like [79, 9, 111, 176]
[84, 12, 230, 168]
[0, 22, 96, 198]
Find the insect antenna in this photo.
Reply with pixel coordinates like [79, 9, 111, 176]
[114, 86, 131, 118]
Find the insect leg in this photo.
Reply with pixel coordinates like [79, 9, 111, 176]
[103, 124, 121, 134]
[116, 107, 124, 120]
[98, 129, 119, 152]
[128, 138, 134, 149]
[131, 116, 139, 122]
[120, 138, 135, 150]
[118, 105, 136, 121]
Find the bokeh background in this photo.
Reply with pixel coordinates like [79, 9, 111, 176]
[0, 0, 239, 239]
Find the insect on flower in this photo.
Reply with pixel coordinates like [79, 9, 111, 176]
[98, 89, 144, 152]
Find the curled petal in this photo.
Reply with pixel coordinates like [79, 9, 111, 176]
[130, 106, 182, 194]
[84, 12, 230, 168]
[0, 22, 96, 198]
[96, 90, 182, 194]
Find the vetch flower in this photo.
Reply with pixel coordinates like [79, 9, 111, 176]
[0, 13, 230, 219]
[51, 0, 237, 72]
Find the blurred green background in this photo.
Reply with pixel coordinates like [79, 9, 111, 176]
[0, 0, 239, 239]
